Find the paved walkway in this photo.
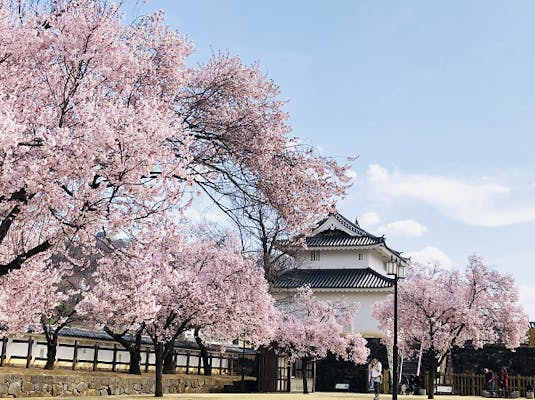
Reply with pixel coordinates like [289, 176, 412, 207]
[34, 393, 483, 400]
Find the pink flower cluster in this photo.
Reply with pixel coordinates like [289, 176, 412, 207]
[273, 287, 369, 365]
[372, 256, 528, 361]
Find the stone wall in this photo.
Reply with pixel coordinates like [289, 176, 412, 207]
[451, 344, 535, 376]
[0, 368, 236, 397]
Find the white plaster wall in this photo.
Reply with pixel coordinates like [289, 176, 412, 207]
[273, 289, 391, 338]
[300, 249, 391, 276]
[300, 250, 370, 270]
[368, 251, 388, 275]
[312, 291, 390, 337]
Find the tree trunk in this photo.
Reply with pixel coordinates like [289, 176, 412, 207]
[302, 357, 309, 394]
[427, 356, 438, 399]
[154, 342, 164, 397]
[128, 331, 142, 375]
[104, 326, 143, 375]
[44, 335, 57, 370]
[163, 341, 176, 374]
[194, 329, 212, 376]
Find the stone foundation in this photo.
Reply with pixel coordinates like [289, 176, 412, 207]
[0, 368, 236, 397]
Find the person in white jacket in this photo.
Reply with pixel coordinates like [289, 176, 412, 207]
[369, 357, 382, 400]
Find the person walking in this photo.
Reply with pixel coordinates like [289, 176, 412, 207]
[484, 368, 495, 397]
[498, 368, 509, 397]
[370, 357, 382, 400]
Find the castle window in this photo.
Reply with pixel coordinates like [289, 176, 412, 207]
[311, 250, 320, 261]
[358, 253, 363, 260]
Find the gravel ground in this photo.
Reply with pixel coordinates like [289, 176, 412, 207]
[30, 393, 485, 400]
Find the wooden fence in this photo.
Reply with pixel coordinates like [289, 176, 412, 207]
[0, 334, 256, 376]
[432, 372, 535, 397]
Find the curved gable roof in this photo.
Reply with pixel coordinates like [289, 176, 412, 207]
[306, 235, 383, 248]
[308, 211, 407, 263]
[312, 211, 379, 238]
[273, 267, 394, 290]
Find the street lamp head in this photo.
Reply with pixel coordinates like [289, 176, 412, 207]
[386, 261, 397, 276]
[397, 264, 406, 279]
[386, 260, 406, 278]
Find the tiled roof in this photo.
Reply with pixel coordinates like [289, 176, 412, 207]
[306, 235, 383, 248]
[273, 268, 394, 290]
[305, 211, 408, 262]
[316, 211, 374, 237]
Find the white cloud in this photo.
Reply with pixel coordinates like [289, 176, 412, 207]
[360, 211, 380, 227]
[366, 164, 389, 182]
[365, 164, 535, 227]
[378, 219, 428, 237]
[518, 284, 535, 321]
[204, 210, 228, 224]
[345, 169, 358, 180]
[405, 246, 456, 270]
[184, 197, 230, 226]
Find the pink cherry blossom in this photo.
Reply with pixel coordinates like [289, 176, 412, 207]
[1, 0, 350, 280]
[372, 255, 528, 399]
[273, 287, 369, 394]
[78, 226, 275, 396]
[0, 0, 193, 278]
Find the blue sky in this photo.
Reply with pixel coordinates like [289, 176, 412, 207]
[125, 1, 535, 320]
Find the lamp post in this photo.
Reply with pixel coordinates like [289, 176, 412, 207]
[386, 260, 405, 400]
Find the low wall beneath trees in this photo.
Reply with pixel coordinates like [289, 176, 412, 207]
[0, 368, 236, 397]
[0, 333, 246, 375]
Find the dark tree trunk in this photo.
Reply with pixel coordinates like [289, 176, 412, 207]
[194, 329, 212, 376]
[42, 321, 64, 371]
[427, 355, 438, 399]
[44, 336, 58, 370]
[128, 331, 142, 375]
[302, 357, 309, 394]
[163, 340, 176, 374]
[104, 326, 143, 375]
[154, 342, 164, 397]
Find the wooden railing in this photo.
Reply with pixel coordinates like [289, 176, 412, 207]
[433, 372, 535, 397]
[0, 334, 257, 376]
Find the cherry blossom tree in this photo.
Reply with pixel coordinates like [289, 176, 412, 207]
[180, 237, 276, 376]
[78, 225, 275, 397]
[1, 0, 350, 280]
[0, 0, 193, 279]
[146, 234, 274, 395]
[179, 54, 352, 234]
[175, 51, 353, 282]
[0, 254, 80, 369]
[372, 256, 528, 399]
[39, 263, 85, 370]
[2, 1, 353, 386]
[273, 287, 369, 394]
[76, 235, 162, 375]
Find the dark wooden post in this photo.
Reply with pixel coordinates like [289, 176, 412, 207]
[72, 340, 79, 370]
[92, 343, 99, 371]
[219, 353, 223, 375]
[26, 336, 33, 368]
[0, 337, 7, 367]
[286, 364, 292, 392]
[313, 359, 317, 392]
[144, 347, 150, 373]
[111, 344, 117, 372]
[197, 352, 202, 375]
[209, 352, 213, 374]
[185, 352, 190, 375]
